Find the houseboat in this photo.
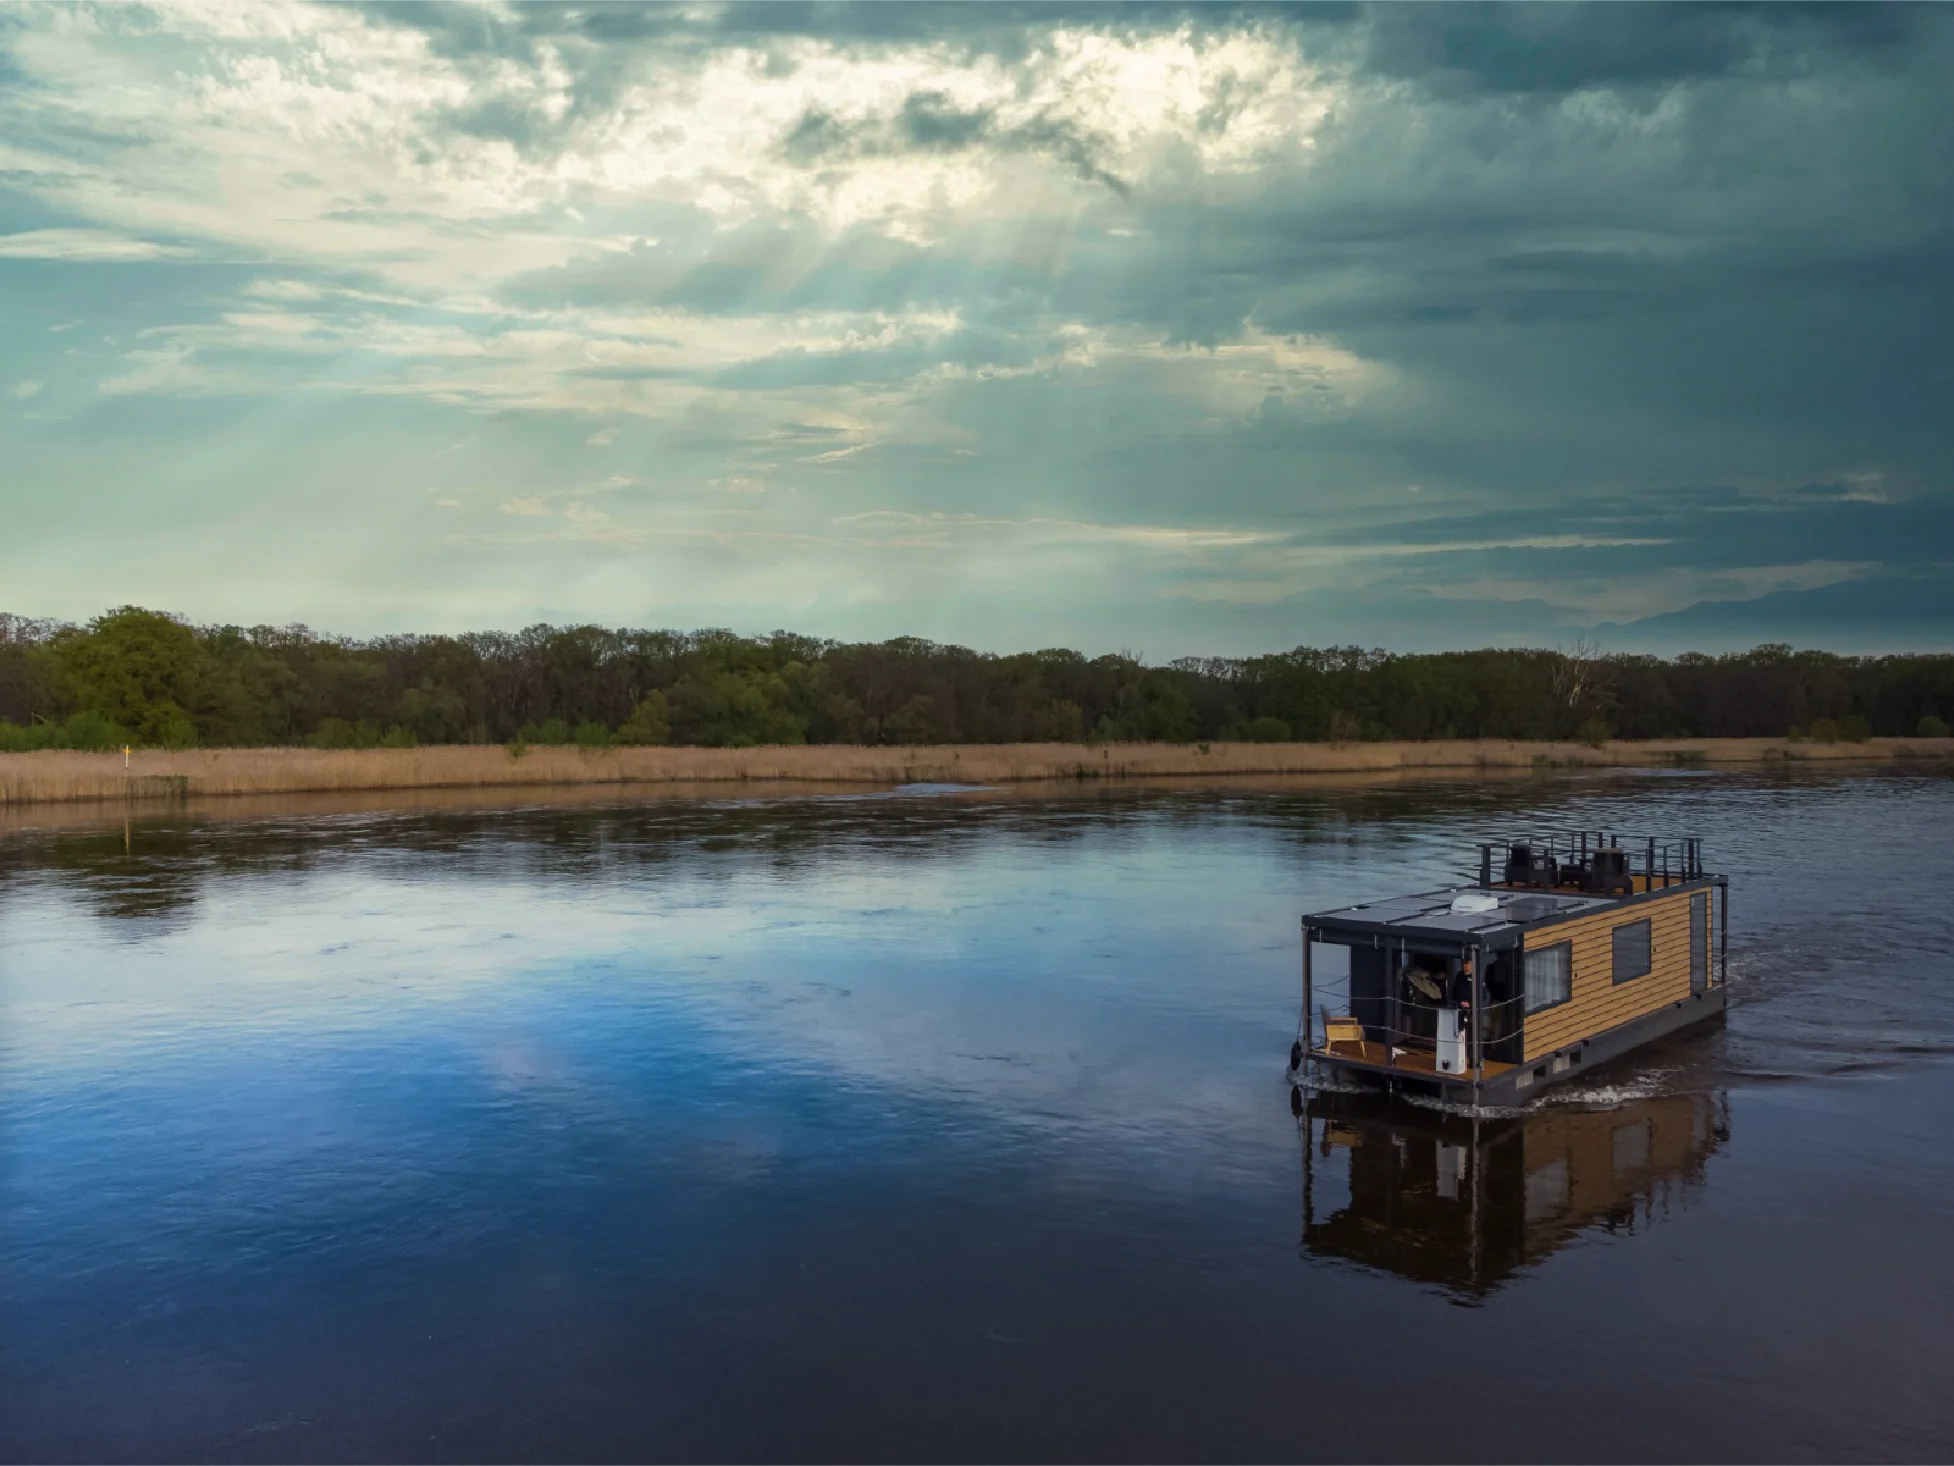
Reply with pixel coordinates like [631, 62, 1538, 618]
[1291, 834, 1727, 1105]
[1297, 1085, 1729, 1297]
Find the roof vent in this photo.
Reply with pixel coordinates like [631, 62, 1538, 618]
[1450, 892, 1501, 914]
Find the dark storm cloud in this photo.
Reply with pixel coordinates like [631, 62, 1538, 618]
[1360, 2, 1920, 95]
[366, 0, 1926, 79]
[774, 93, 1134, 199]
[9, 2, 1951, 647]
[362, 2, 1329, 55]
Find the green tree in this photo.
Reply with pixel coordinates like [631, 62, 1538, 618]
[0, 614, 69, 728]
[1029, 699, 1085, 742]
[1243, 716, 1292, 743]
[883, 694, 937, 744]
[50, 606, 202, 747]
[57, 710, 131, 750]
[192, 626, 300, 745]
[780, 659, 863, 742]
[10, 604, 1954, 752]
[1577, 715, 1614, 747]
[616, 691, 671, 746]
[666, 668, 807, 747]
[1137, 671, 1198, 742]
[309, 717, 382, 749]
[395, 682, 469, 744]
[1919, 714, 1951, 737]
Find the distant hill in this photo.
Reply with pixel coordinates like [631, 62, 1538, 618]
[1600, 575, 1954, 654]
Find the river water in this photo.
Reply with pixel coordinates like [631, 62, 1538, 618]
[3, 769, 1952, 1462]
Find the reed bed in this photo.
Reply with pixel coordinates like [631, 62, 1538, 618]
[3, 737, 1949, 808]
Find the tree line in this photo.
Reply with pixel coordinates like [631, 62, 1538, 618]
[1, 607, 1949, 752]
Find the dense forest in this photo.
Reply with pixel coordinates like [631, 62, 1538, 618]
[1, 607, 1950, 752]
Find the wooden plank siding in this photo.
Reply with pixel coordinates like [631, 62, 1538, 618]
[1521, 886, 1710, 1063]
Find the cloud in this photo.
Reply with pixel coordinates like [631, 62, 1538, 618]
[0, 2, 1950, 651]
[0, 229, 192, 262]
[8, 380, 44, 400]
[0, 7, 1340, 294]
[826, 510, 1281, 552]
[1359, 3, 1920, 96]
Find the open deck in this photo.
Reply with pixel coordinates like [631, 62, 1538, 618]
[1313, 1040, 1516, 1083]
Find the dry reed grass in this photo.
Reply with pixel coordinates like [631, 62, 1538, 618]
[3, 737, 1949, 809]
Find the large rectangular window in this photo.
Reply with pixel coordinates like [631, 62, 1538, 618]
[1612, 919, 1653, 985]
[1524, 942, 1571, 1013]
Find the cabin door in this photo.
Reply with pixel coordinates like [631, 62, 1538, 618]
[1689, 893, 1709, 994]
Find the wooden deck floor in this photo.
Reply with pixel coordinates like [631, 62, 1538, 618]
[1314, 1040, 1516, 1081]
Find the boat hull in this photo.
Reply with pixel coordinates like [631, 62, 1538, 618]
[1306, 985, 1727, 1106]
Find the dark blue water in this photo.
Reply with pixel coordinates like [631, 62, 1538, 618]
[4, 770, 1953, 1462]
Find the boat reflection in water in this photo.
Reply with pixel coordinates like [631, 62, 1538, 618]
[1296, 1086, 1730, 1299]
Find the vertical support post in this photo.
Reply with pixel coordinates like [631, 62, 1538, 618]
[1301, 921, 1314, 1064]
[1646, 837, 1656, 892]
[1479, 844, 1492, 888]
[1387, 938, 1398, 1084]
[1470, 942, 1484, 1100]
[1718, 877, 1729, 987]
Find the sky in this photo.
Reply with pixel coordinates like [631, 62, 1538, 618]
[2, 1, 1951, 657]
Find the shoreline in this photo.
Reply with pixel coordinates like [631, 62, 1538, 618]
[3, 736, 1950, 810]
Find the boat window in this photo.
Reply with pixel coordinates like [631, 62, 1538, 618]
[1524, 942, 1572, 1013]
[1612, 919, 1653, 985]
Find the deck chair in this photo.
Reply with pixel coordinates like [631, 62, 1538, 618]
[1322, 1015, 1367, 1056]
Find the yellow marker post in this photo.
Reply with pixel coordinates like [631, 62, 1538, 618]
[123, 744, 131, 768]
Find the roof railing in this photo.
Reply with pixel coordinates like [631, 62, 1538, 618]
[1476, 832, 1709, 894]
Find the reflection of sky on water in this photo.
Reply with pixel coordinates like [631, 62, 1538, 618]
[5, 771, 1954, 1460]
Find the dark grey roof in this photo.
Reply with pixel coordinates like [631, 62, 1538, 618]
[1306, 886, 1610, 938]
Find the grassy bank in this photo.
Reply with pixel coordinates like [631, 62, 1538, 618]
[3, 737, 1951, 808]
